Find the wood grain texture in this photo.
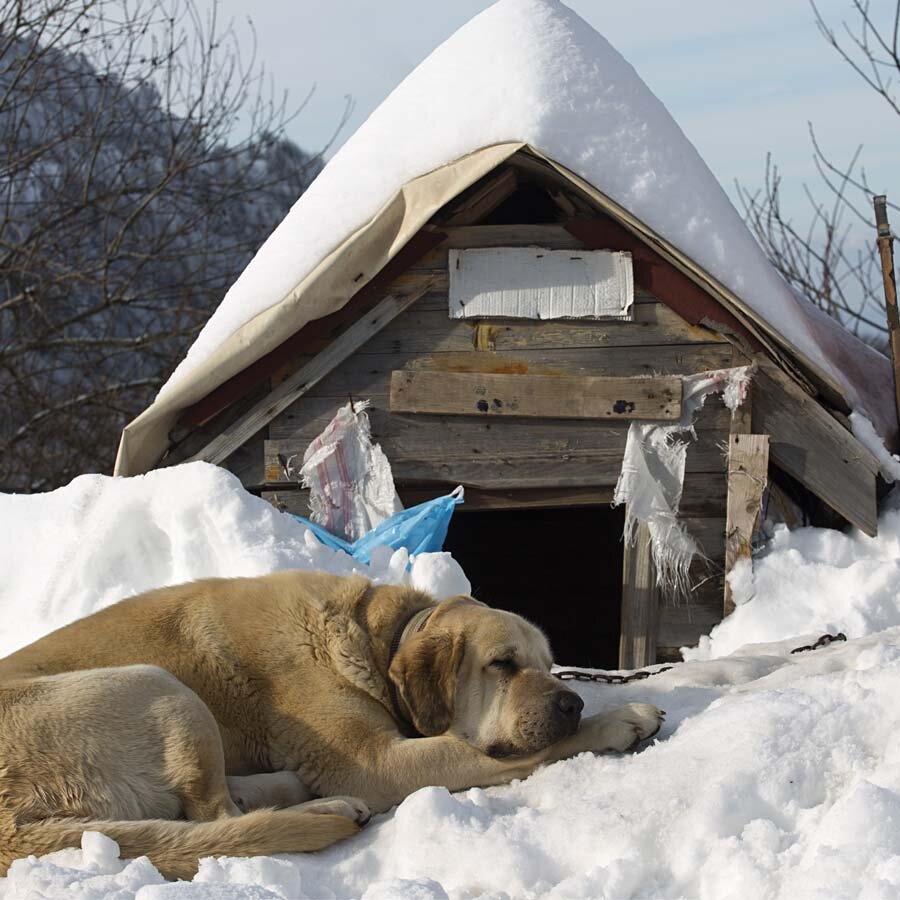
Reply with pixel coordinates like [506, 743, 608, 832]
[724, 434, 769, 616]
[358, 299, 727, 356]
[184, 278, 437, 466]
[271, 389, 732, 443]
[752, 359, 878, 535]
[176, 228, 446, 430]
[389, 370, 683, 421]
[259, 475, 728, 518]
[620, 523, 660, 668]
[269, 344, 735, 410]
[264, 434, 727, 490]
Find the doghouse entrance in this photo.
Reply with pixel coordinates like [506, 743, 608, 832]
[443, 506, 625, 668]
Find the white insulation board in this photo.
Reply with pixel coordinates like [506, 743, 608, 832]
[448, 247, 633, 319]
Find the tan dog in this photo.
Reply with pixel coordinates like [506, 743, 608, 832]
[0, 570, 663, 879]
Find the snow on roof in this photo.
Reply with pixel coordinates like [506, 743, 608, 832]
[158, 0, 894, 440]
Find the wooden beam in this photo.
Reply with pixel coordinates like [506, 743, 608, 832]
[723, 433, 770, 616]
[438, 224, 584, 250]
[620, 522, 659, 668]
[443, 168, 518, 226]
[260, 475, 728, 518]
[873, 195, 900, 431]
[390, 371, 683, 421]
[265, 436, 727, 492]
[184, 277, 437, 466]
[752, 359, 879, 536]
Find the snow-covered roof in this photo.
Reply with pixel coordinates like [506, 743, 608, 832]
[116, 0, 897, 476]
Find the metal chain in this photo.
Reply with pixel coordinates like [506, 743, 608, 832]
[790, 632, 847, 654]
[555, 666, 674, 685]
[555, 632, 847, 685]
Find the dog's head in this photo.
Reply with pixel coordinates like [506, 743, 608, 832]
[388, 596, 583, 756]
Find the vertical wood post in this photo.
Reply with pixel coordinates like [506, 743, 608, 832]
[724, 433, 770, 616]
[619, 521, 659, 668]
[873, 195, 900, 430]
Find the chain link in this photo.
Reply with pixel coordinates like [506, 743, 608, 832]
[789, 632, 847, 654]
[555, 666, 673, 685]
[555, 632, 847, 684]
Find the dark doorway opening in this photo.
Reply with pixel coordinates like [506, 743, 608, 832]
[443, 506, 625, 668]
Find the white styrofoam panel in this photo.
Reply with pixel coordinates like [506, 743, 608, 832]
[448, 247, 633, 320]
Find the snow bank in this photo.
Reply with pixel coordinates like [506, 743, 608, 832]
[0, 462, 468, 658]
[5, 468, 900, 899]
[6, 631, 900, 899]
[686, 490, 900, 662]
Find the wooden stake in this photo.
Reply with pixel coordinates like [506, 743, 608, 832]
[723, 433, 769, 617]
[874, 195, 900, 430]
[619, 522, 660, 668]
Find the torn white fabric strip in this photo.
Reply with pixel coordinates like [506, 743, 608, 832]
[295, 400, 403, 541]
[614, 365, 754, 596]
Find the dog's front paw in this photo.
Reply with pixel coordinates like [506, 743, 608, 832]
[582, 703, 665, 753]
[302, 795, 371, 826]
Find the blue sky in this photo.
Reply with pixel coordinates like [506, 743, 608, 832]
[215, 0, 897, 227]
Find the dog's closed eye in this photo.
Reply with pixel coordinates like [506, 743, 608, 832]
[488, 658, 517, 674]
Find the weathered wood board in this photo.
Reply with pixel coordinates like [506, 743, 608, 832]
[265, 437, 726, 491]
[620, 522, 660, 668]
[272, 391, 731, 444]
[363, 294, 727, 353]
[724, 434, 770, 616]
[657, 562, 726, 651]
[390, 370, 683, 421]
[184, 278, 436, 467]
[278, 343, 733, 402]
[751, 360, 879, 536]
[262, 476, 728, 519]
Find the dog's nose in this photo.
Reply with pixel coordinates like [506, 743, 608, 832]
[554, 690, 584, 720]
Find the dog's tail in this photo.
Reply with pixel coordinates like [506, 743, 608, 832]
[0, 808, 359, 880]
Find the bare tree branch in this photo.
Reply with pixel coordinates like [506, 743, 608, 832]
[0, 0, 332, 491]
[739, 1, 899, 351]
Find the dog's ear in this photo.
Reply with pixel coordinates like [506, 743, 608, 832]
[389, 630, 465, 736]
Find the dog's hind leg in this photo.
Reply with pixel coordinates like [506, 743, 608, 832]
[227, 773, 370, 825]
[226, 772, 313, 812]
[0, 665, 242, 825]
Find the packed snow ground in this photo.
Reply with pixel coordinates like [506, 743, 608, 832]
[3, 465, 900, 899]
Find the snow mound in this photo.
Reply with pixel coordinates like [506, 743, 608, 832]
[5, 469, 900, 898]
[6, 632, 900, 899]
[687, 490, 900, 661]
[0, 462, 468, 658]
[159, 0, 887, 433]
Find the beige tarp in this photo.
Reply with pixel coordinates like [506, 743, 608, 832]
[115, 143, 897, 476]
[114, 143, 524, 476]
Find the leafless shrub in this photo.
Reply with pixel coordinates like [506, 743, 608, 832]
[737, 0, 898, 352]
[0, 0, 343, 491]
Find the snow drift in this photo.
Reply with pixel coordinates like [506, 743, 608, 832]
[3, 465, 900, 898]
[0, 462, 469, 659]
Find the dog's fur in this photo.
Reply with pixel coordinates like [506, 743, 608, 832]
[0, 570, 663, 878]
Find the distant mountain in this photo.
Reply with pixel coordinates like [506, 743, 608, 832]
[0, 22, 321, 491]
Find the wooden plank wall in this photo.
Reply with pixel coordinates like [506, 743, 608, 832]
[265, 225, 731, 657]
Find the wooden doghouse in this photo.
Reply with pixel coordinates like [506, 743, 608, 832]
[117, 3, 897, 667]
[128, 149, 893, 667]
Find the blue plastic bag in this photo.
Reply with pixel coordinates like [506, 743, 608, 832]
[291, 486, 464, 565]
